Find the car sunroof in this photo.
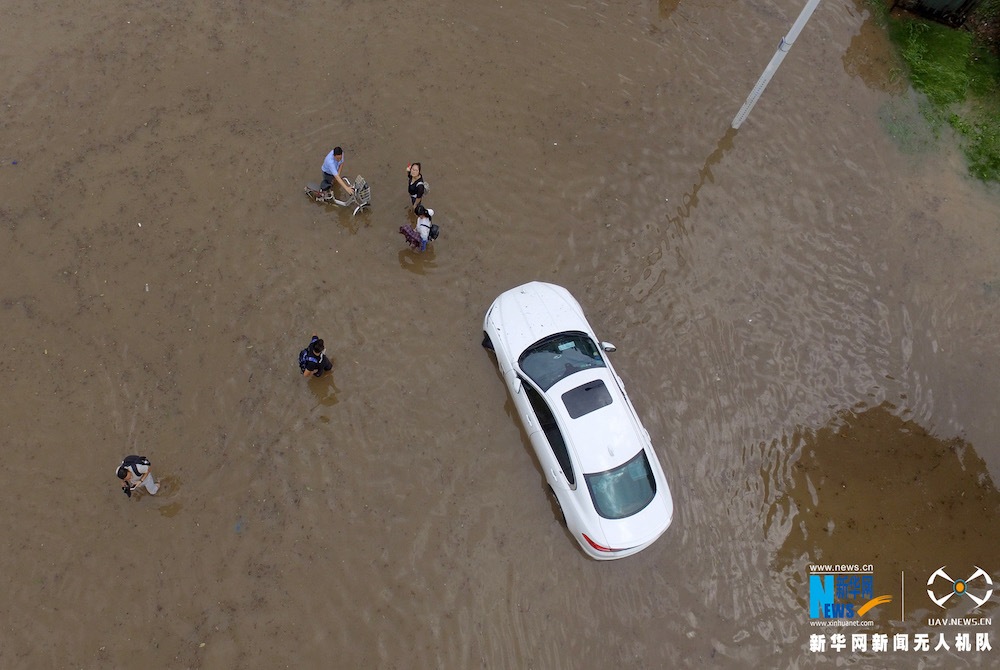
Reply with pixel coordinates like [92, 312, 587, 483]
[562, 379, 613, 419]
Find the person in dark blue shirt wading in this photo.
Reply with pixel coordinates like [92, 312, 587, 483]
[299, 335, 333, 378]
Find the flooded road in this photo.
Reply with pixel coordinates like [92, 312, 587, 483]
[2, 0, 999, 667]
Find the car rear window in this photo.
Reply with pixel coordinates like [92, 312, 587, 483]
[562, 379, 612, 419]
[584, 450, 657, 520]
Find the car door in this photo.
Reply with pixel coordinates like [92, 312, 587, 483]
[521, 380, 575, 492]
[503, 368, 539, 435]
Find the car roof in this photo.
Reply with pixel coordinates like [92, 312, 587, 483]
[489, 282, 592, 357]
[547, 368, 647, 474]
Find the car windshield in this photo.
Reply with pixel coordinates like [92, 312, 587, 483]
[518, 332, 606, 391]
[585, 450, 657, 520]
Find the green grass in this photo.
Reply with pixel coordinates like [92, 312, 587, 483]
[868, 1, 1000, 182]
[951, 109, 1000, 180]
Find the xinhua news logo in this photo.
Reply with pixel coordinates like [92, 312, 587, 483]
[808, 564, 892, 624]
[927, 566, 994, 609]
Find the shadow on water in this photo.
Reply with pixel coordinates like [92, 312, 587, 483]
[308, 361, 341, 408]
[666, 127, 737, 236]
[483, 346, 579, 553]
[772, 403, 1000, 622]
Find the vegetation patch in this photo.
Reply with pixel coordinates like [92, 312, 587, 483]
[869, 1, 1000, 182]
[877, 95, 939, 154]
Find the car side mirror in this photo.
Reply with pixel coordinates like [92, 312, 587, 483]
[514, 377, 523, 394]
[601, 342, 617, 353]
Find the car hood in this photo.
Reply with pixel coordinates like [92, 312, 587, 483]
[488, 282, 591, 358]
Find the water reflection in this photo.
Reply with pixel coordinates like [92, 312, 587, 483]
[397, 245, 438, 274]
[158, 501, 184, 518]
[772, 403, 1000, 622]
[154, 474, 181, 495]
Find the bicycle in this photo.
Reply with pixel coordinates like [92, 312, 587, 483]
[304, 175, 372, 216]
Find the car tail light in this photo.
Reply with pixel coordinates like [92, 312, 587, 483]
[582, 533, 617, 553]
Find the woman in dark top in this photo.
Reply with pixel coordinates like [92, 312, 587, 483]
[407, 162, 426, 212]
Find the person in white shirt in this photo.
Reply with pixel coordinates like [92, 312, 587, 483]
[116, 456, 159, 497]
[414, 204, 435, 252]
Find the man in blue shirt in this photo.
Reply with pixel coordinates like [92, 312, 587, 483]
[319, 146, 355, 200]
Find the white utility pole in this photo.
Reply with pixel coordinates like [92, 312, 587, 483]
[732, 0, 823, 129]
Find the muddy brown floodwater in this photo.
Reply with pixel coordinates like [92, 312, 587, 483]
[2, 0, 999, 668]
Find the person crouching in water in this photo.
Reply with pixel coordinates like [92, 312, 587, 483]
[299, 335, 333, 378]
[116, 455, 158, 498]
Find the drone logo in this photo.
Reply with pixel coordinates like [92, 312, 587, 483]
[926, 566, 994, 608]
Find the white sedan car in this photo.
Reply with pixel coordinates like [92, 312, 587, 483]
[482, 282, 673, 559]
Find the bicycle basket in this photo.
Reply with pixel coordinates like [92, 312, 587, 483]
[353, 176, 372, 206]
